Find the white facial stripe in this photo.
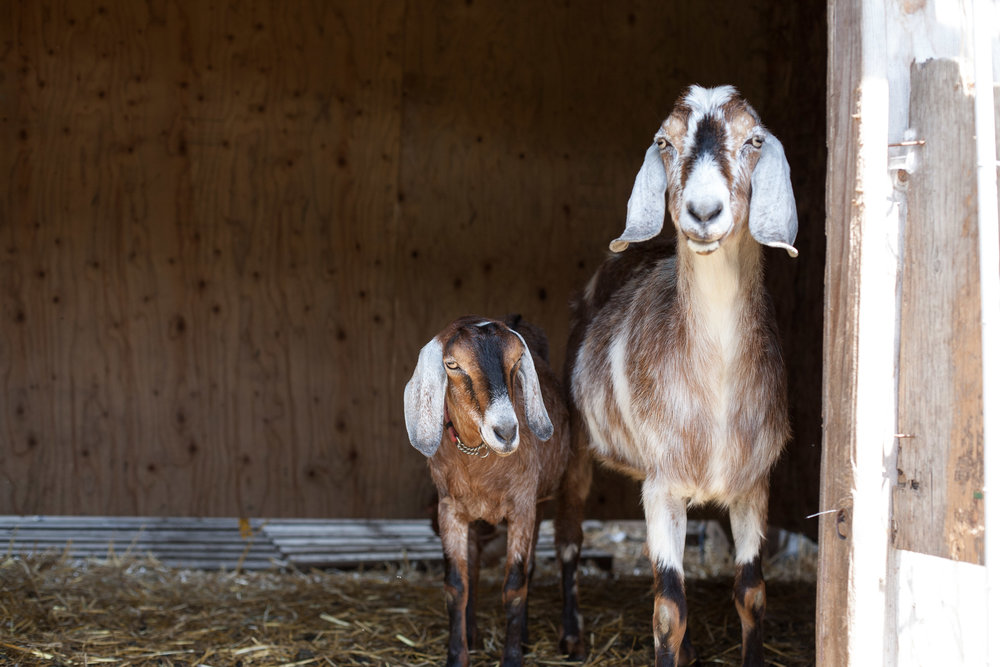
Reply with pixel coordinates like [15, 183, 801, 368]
[683, 85, 736, 157]
[481, 396, 519, 454]
[684, 85, 737, 116]
[681, 156, 733, 241]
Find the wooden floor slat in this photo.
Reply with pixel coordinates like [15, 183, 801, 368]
[0, 516, 614, 571]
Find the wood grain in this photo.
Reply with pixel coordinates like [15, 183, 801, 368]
[0, 0, 406, 517]
[893, 59, 984, 565]
[817, 0, 863, 663]
[1, 0, 826, 521]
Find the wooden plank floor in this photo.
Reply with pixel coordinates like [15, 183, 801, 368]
[0, 516, 613, 571]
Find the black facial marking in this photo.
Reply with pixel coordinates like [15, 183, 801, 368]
[471, 327, 511, 401]
[682, 114, 732, 185]
[459, 373, 480, 412]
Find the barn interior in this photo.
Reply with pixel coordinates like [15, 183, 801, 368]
[2, 0, 826, 531]
[1, 1, 827, 663]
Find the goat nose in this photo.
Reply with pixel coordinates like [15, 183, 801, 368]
[493, 423, 518, 445]
[687, 199, 724, 224]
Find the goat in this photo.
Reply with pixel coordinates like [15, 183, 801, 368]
[404, 314, 591, 667]
[565, 85, 797, 667]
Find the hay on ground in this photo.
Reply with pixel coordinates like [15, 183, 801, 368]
[0, 522, 815, 666]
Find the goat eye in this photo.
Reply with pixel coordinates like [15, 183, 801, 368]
[655, 136, 673, 152]
[444, 360, 460, 370]
[750, 135, 764, 149]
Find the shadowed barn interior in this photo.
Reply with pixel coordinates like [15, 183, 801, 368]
[0, 1, 825, 536]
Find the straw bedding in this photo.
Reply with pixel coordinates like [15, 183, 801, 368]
[0, 525, 815, 666]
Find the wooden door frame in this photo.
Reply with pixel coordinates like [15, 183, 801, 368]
[818, 0, 898, 663]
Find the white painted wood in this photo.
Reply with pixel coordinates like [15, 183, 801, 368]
[847, 1, 898, 662]
[971, 2, 1000, 663]
[894, 549, 988, 666]
[886, 0, 975, 141]
[823, 1, 997, 664]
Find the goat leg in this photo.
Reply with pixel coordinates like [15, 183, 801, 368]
[501, 510, 534, 667]
[653, 564, 690, 667]
[644, 483, 692, 667]
[465, 526, 483, 650]
[520, 515, 541, 645]
[439, 500, 471, 667]
[556, 430, 592, 659]
[730, 490, 768, 667]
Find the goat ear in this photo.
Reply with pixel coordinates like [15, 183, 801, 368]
[510, 330, 554, 441]
[610, 142, 667, 253]
[403, 337, 447, 457]
[749, 132, 799, 257]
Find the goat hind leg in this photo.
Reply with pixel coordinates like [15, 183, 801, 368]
[520, 514, 542, 646]
[555, 427, 591, 659]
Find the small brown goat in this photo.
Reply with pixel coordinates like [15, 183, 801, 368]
[404, 315, 591, 667]
[566, 85, 797, 667]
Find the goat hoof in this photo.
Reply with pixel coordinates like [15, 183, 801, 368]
[500, 652, 523, 667]
[679, 628, 699, 666]
[559, 634, 588, 661]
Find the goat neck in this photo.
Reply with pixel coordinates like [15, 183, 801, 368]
[674, 225, 761, 345]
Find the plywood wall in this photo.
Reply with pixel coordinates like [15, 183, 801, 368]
[0, 0, 826, 524]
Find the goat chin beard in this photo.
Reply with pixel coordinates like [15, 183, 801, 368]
[685, 237, 721, 255]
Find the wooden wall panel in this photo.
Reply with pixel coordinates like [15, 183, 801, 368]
[1, 0, 405, 516]
[894, 59, 984, 564]
[1, 0, 826, 520]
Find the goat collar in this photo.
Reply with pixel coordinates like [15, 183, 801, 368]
[443, 404, 489, 458]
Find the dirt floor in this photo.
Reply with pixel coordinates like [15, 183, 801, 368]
[0, 522, 816, 666]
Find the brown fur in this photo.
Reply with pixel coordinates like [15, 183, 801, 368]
[425, 315, 591, 666]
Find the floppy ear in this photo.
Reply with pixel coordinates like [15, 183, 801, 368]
[749, 132, 799, 257]
[403, 337, 447, 457]
[510, 330, 554, 441]
[610, 142, 667, 253]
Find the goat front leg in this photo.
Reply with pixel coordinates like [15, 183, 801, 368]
[501, 507, 535, 667]
[730, 487, 768, 667]
[644, 480, 698, 667]
[439, 499, 471, 667]
[465, 524, 483, 650]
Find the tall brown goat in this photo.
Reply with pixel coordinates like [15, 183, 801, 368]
[404, 315, 591, 667]
[565, 85, 798, 667]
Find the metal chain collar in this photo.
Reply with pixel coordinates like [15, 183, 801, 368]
[446, 421, 489, 458]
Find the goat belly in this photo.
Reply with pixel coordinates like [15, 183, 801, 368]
[573, 356, 780, 505]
